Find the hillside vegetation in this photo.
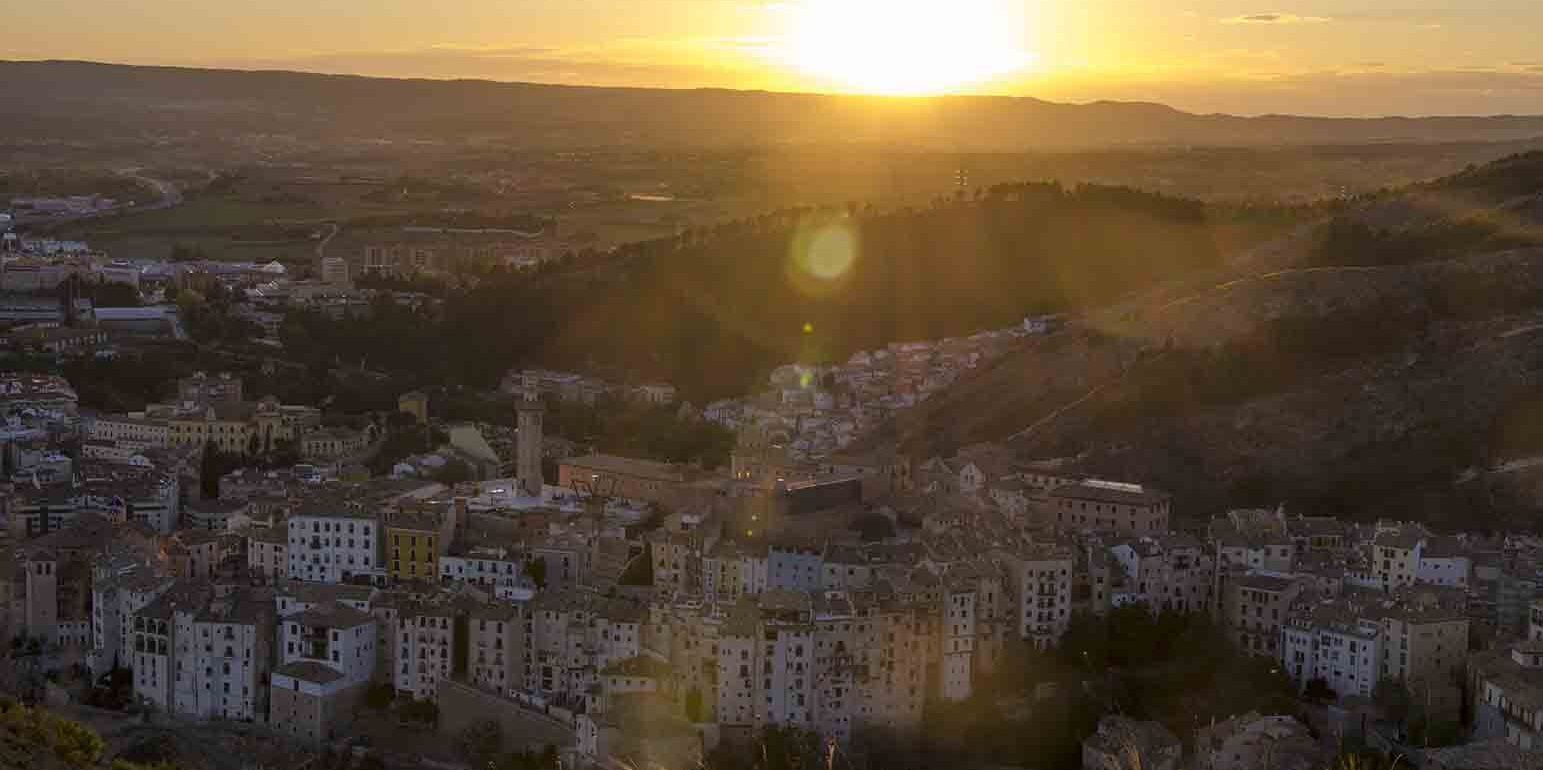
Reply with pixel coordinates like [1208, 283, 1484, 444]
[285, 184, 1295, 400]
[876, 152, 1543, 528]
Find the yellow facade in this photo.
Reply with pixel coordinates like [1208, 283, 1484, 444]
[387, 526, 438, 583]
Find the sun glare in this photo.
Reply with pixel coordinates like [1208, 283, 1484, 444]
[778, 0, 1035, 96]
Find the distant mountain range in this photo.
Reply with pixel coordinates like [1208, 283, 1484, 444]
[3, 60, 1543, 151]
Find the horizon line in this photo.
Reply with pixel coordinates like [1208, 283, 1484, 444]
[8, 58, 1543, 123]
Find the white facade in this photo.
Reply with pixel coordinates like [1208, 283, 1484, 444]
[1282, 618, 1381, 700]
[287, 514, 381, 584]
[1012, 549, 1073, 650]
[1416, 555, 1470, 588]
[279, 604, 377, 689]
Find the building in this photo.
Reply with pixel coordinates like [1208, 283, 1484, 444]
[174, 591, 275, 722]
[394, 601, 460, 702]
[270, 662, 354, 742]
[558, 454, 698, 508]
[287, 508, 382, 584]
[299, 427, 371, 462]
[440, 546, 527, 590]
[515, 395, 544, 496]
[1041, 480, 1171, 535]
[278, 602, 377, 689]
[466, 603, 524, 695]
[1010, 543, 1074, 650]
[1223, 573, 1304, 658]
[1372, 528, 1426, 592]
[1282, 602, 1382, 701]
[386, 512, 440, 583]
[247, 527, 288, 584]
[1470, 641, 1543, 751]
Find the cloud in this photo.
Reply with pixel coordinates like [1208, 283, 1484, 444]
[1223, 13, 1331, 25]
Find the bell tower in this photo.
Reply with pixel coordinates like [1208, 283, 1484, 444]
[515, 391, 544, 497]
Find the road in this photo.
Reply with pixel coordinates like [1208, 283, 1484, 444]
[118, 168, 184, 210]
[316, 222, 340, 260]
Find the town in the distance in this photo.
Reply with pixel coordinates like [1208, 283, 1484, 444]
[0, 210, 1539, 770]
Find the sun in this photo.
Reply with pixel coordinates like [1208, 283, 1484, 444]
[777, 0, 1035, 96]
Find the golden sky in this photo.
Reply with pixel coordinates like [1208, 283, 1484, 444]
[5, 1, 1542, 116]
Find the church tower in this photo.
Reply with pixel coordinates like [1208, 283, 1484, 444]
[515, 391, 544, 497]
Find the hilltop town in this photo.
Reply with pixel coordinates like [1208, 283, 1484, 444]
[0, 356, 1539, 770]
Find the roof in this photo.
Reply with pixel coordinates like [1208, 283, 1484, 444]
[1236, 573, 1298, 593]
[273, 660, 345, 684]
[289, 602, 374, 629]
[387, 511, 440, 533]
[562, 454, 685, 483]
[1373, 528, 1426, 550]
[1050, 480, 1170, 506]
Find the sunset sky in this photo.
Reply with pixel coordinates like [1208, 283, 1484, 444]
[5, 1, 1541, 116]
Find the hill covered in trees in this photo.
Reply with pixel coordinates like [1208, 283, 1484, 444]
[284, 184, 1296, 401]
[866, 151, 1543, 527]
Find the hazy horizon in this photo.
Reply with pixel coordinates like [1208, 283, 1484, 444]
[4, 1, 1542, 118]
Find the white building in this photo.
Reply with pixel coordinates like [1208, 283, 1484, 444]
[279, 602, 377, 689]
[174, 592, 275, 722]
[1010, 545, 1074, 650]
[287, 510, 382, 584]
[1282, 607, 1382, 700]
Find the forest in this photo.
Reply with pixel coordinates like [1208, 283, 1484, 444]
[284, 184, 1297, 402]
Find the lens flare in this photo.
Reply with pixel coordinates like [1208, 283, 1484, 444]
[788, 222, 860, 298]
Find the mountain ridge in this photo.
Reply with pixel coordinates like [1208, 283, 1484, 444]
[4, 60, 1543, 150]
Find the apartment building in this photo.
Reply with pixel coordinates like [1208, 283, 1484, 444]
[287, 508, 382, 584]
[395, 601, 459, 702]
[1282, 602, 1382, 700]
[767, 540, 823, 592]
[1371, 528, 1425, 592]
[1223, 573, 1304, 658]
[129, 582, 214, 714]
[1470, 640, 1543, 751]
[1108, 533, 1213, 614]
[526, 590, 645, 705]
[1375, 598, 1469, 722]
[90, 568, 173, 677]
[279, 602, 377, 689]
[1009, 543, 1074, 650]
[174, 591, 275, 722]
[1041, 480, 1171, 535]
[385, 512, 440, 583]
[467, 603, 524, 695]
[440, 546, 527, 589]
[247, 527, 288, 584]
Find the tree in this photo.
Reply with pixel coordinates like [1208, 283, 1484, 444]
[401, 698, 439, 726]
[433, 458, 475, 485]
[1303, 677, 1337, 704]
[1372, 678, 1412, 725]
[456, 719, 503, 768]
[526, 557, 547, 590]
[199, 442, 222, 500]
[363, 682, 394, 710]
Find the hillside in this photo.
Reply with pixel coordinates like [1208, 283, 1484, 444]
[283, 184, 1297, 401]
[4, 61, 1543, 153]
[874, 152, 1543, 528]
